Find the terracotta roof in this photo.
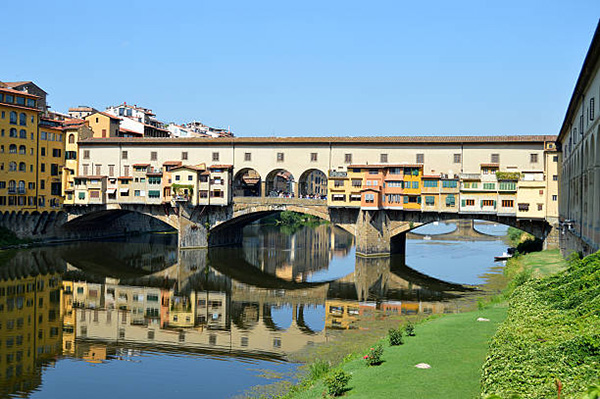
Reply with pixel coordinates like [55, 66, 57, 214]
[480, 163, 499, 167]
[360, 187, 381, 193]
[208, 164, 233, 169]
[163, 161, 182, 166]
[0, 86, 40, 98]
[118, 176, 133, 180]
[78, 135, 557, 146]
[350, 163, 423, 168]
[171, 165, 205, 172]
[68, 107, 96, 112]
[146, 172, 163, 176]
[133, 163, 150, 167]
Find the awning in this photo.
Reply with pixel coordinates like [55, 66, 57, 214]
[106, 188, 117, 194]
[119, 189, 129, 194]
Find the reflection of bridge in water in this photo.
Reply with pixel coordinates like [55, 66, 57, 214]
[407, 219, 504, 242]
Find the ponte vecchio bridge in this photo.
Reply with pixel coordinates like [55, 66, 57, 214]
[1, 135, 560, 256]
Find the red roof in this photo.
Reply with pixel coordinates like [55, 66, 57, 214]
[208, 164, 233, 169]
[118, 176, 133, 180]
[163, 161, 183, 166]
[0, 86, 39, 98]
[133, 163, 150, 167]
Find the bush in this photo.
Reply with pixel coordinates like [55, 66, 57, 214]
[405, 322, 415, 337]
[388, 328, 404, 346]
[308, 359, 330, 380]
[363, 344, 384, 366]
[323, 369, 351, 397]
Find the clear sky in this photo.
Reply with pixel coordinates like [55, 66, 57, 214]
[1, 1, 599, 137]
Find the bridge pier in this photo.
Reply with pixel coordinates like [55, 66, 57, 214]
[354, 210, 406, 257]
[177, 204, 241, 249]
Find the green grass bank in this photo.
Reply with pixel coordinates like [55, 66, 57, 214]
[290, 307, 507, 399]
[481, 250, 600, 398]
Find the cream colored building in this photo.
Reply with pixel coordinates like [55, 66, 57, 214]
[557, 21, 600, 255]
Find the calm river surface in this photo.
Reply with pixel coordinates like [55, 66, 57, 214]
[0, 220, 508, 398]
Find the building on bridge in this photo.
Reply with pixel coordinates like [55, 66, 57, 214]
[557, 21, 600, 256]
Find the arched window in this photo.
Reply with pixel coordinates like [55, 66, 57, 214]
[18, 162, 26, 172]
[9, 144, 17, 154]
[19, 129, 26, 139]
[8, 180, 16, 190]
[9, 162, 17, 171]
[18, 180, 25, 190]
[9, 128, 17, 138]
[19, 145, 26, 155]
[68, 134, 75, 144]
[9, 111, 17, 124]
[19, 113, 26, 126]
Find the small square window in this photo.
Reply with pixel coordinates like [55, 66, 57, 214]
[416, 153, 424, 164]
[530, 153, 538, 163]
[151, 151, 157, 161]
[182, 151, 188, 160]
[244, 152, 251, 161]
[380, 153, 388, 163]
[491, 153, 499, 164]
[453, 153, 461, 163]
[344, 154, 352, 164]
[277, 152, 284, 162]
[121, 151, 128, 160]
[212, 152, 219, 161]
[311, 153, 318, 162]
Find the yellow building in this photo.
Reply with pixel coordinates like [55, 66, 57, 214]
[0, 87, 40, 212]
[63, 119, 93, 205]
[84, 111, 120, 138]
[327, 168, 363, 207]
[402, 165, 422, 210]
[38, 119, 65, 210]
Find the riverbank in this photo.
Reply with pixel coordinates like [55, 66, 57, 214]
[277, 249, 575, 399]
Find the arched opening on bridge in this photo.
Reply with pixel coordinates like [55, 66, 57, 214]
[298, 169, 327, 199]
[265, 169, 295, 197]
[233, 168, 262, 197]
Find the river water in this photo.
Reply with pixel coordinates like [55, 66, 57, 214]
[0, 220, 508, 398]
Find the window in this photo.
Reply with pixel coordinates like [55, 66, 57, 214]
[19, 129, 26, 138]
[423, 180, 438, 188]
[553, 175, 558, 181]
[365, 193, 375, 203]
[83, 150, 90, 159]
[188, 175, 193, 181]
[311, 152, 318, 162]
[40, 180, 45, 190]
[212, 152, 219, 161]
[442, 180, 457, 188]
[380, 153, 388, 163]
[52, 148, 61, 157]
[82, 164, 88, 175]
[412, 181, 419, 189]
[537, 203, 543, 211]
[9, 128, 17, 137]
[108, 165, 115, 176]
[530, 153, 538, 163]
[463, 199, 475, 206]
[10, 111, 17, 124]
[277, 152, 284, 162]
[122, 151, 128, 160]
[95, 165, 102, 175]
[182, 151, 188, 160]
[78, 192, 85, 200]
[453, 153, 461, 163]
[9, 144, 17, 153]
[553, 155, 558, 162]
[344, 153, 352, 164]
[552, 195, 557, 201]
[50, 164, 59, 176]
[123, 165, 129, 176]
[351, 179, 362, 187]
[518, 203, 529, 211]
[482, 199, 495, 207]
[151, 151, 157, 160]
[445, 194, 455, 206]
[334, 180, 344, 187]
[19, 113, 26, 126]
[244, 152, 251, 161]
[425, 196, 435, 205]
[590, 98, 595, 121]
[491, 153, 500, 163]
[68, 134, 75, 144]
[483, 183, 495, 190]
[499, 182, 516, 191]
[501, 200, 514, 208]
[369, 169, 378, 175]
[416, 153, 424, 164]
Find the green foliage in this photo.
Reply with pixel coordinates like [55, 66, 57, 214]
[506, 227, 536, 249]
[171, 184, 194, 196]
[582, 384, 600, 399]
[363, 344, 384, 366]
[496, 171, 522, 181]
[323, 369, 351, 397]
[308, 360, 330, 380]
[481, 251, 600, 398]
[388, 327, 404, 346]
[405, 322, 416, 337]
[0, 226, 31, 247]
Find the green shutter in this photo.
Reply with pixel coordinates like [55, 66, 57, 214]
[461, 199, 465, 207]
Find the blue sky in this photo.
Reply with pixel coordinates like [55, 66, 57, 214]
[1, 1, 598, 137]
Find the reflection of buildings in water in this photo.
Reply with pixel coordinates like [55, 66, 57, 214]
[0, 272, 63, 396]
[242, 224, 353, 282]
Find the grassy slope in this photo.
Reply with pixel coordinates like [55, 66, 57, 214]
[293, 307, 507, 399]
[481, 250, 598, 398]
